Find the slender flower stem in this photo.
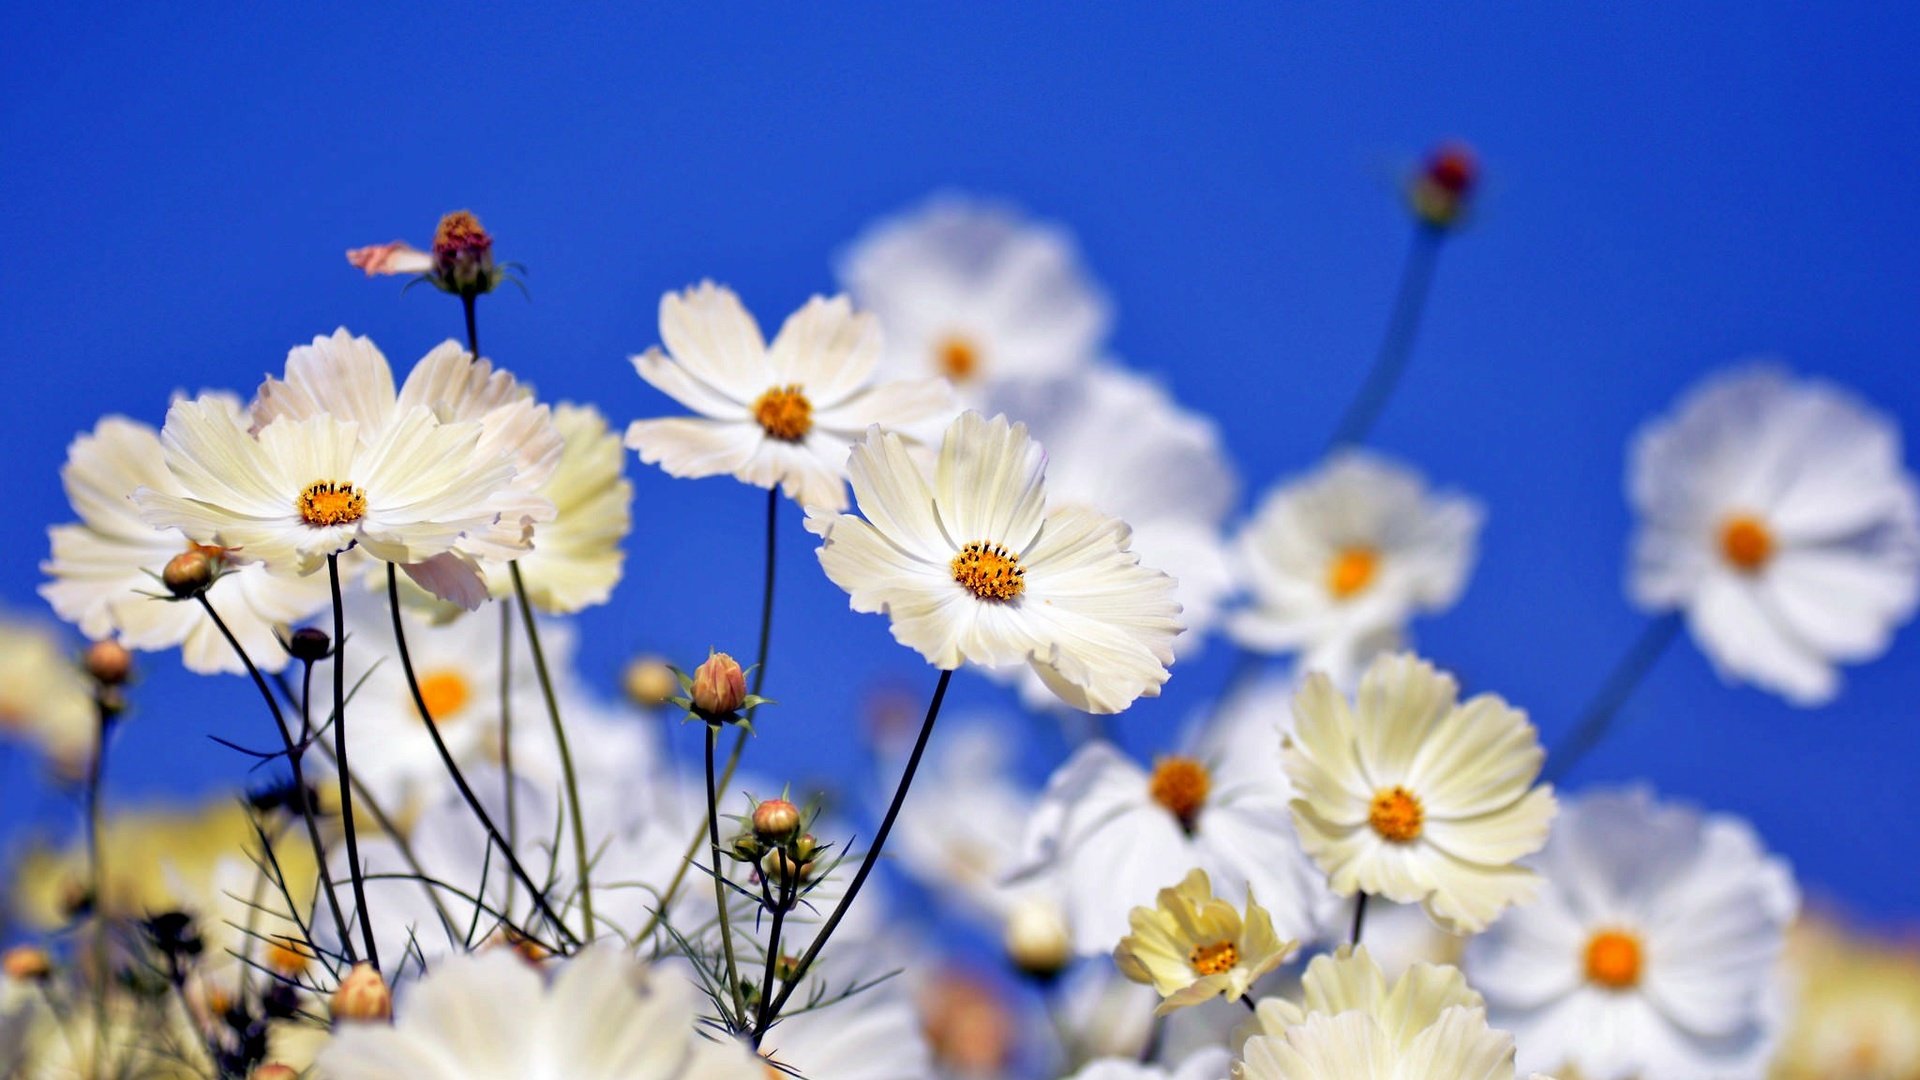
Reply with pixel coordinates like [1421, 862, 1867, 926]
[499, 595, 518, 912]
[86, 692, 112, 1072]
[329, 554, 381, 971]
[755, 666, 954, 1040]
[509, 563, 594, 939]
[1327, 225, 1445, 450]
[750, 486, 777, 702]
[195, 593, 355, 961]
[461, 293, 480, 359]
[383, 564, 581, 948]
[753, 874, 796, 1035]
[705, 724, 748, 1025]
[1349, 893, 1369, 947]
[1546, 613, 1683, 784]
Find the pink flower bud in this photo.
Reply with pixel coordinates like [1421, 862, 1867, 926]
[690, 652, 747, 716]
[752, 798, 802, 842]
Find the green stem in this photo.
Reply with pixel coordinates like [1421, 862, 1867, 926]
[328, 554, 381, 971]
[499, 595, 518, 913]
[706, 724, 748, 1025]
[509, 562, 594, 940]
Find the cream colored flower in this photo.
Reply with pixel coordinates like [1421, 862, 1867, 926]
[0, 616, 93, 775]
[41, 406, 329, 674]
[1283, 653, 1556, 933]
[1114, 868, 1298, 1015]
[813, 410, 1182, 713]
[625, 281, 954, 511]
[1773, 915, 1920, 1080]
[483, 402, 631, 612]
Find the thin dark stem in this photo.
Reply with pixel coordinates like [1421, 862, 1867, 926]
[706, 724, 748, 1025]
[1545, 613, 1683, 783]
[329, 554, 380, 971]
[1327, 225, 1444, 450]
[755, 666, 954, 1040]
[499, 595, 518, 912]
[509, 563, 594, 939]
[86, 692, 111, 1070]
[383, 564, 580, 948]
[1349, 893, 1369, 947]
[753, 873, 796, 1034]
[461, 293, 480, 358]
[196, 592, 355, 960]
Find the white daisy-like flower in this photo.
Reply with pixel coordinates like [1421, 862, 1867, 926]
[482, 403, 631, 613]
[1464, 788, 1798, 1080]
[1628, 364, 1920, 705]
[624, 282, 953, 511]
[0, 615, 95, 775]
[838, 195, 1110, 401]
[985, 365, 1238, 708]
[316, 945, 762, 1079]
[1283, 653, 1556, 935]
[252, 328, 564, 608]
[812, 410, 1182, 713]
[1228, 452, 1482, 687]
[1114, 868, 1299, 1015]
[41, 407, 329, 674]
[135, 394, 519, 590]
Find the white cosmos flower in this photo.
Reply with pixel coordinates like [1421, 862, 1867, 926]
[316, 945, 762, 1079]
[0, 615, 95, 776]
[41, 407, 329, 674]
[838, 195, 1110, 402]
[1229, 452, 1482, 688]
[1628, 364, 1920, 705]
[624, 282, 953, 511]
[481, 403, 631, 613]
[1464, 788, 1798, 1080]
[252, 328, 564, 608]
[812, 410, 1182, 713]
[135, 394, 519, 593]
[984, 365, 1238, 708]
[1283, 653, 1556, 935]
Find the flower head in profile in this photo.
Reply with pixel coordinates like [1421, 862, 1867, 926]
[1229, 452, 1482, 688]
[346, 209, 514, 297]
[625, 282, 953, 511]
[1464, 788, 1798, 1080]
[1283, 653, 1556, 934]
[1114, 868, 1297, 1015]
[1407, 141, 1479, 230]
[838, 196, 1110, 401]
[1629, 364, 1920, 705]
[812, 410, 1181, 713]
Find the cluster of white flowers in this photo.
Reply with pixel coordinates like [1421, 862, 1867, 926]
[1, 174, 1914, 1080]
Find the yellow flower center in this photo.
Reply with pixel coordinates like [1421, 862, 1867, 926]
[266, 938, 315, 976]
[1188, 940, 1239, 977]
[951, 541, 1025, 601]
[1583, 929, 1643, 989]
[1719, 514, 1774, 573]
[937, 335, 981, 382]
[753, 385, 813, 441]
[297, 481, 366, 527]
[416, 670, 472, 724]
[1368, 786, 1424, 843]
[1148, 756, 1211, 830]
[1326, 546, 1380, 600]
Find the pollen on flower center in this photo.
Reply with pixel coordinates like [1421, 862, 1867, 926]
[753, 385, 813, 441]
[1583, 929, 1644, 989]
[1326, 545, 1380, 599]
[951, 541, 1025, 601]
[1188, 940, 1238, 977]
[1368, 786, 1424, 843]
[416, 670, 472, 724]
[1719, 514, 1774, 572]
[937, 335, 981, 381]
[296, 481, 366, 528]
[1148, 756, 1211, 831]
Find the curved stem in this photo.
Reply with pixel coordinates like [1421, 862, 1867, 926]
[706, 724, 748, 1024]
[1545, 613, 1682, 783]
[509, 563, 594, 939]
[1327, 225, 1444, 450]
[383, 563, 580, 948]
[755, 666, 953, 1040]
[328, 555, 381, 971]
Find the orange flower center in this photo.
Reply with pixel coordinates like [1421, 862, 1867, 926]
[416, 670, 471, 724]
[753, 385, 813, 441]
[1368, 786, 1424, 843]
[951, 541, 1025, 601]
[1327, 546, 1379, 600]
[1188, 940, 1239, 976]
[937, 335, 981, 381]
[1149, 756, 1211, 830]
[1583, 929, 1644, 989]
[296, 481, 366, 527]
[1719, 514, 1774, 573]
[266, 937, 315, 976]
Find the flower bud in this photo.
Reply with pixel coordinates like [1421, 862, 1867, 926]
[791, 832, 820, 862]
[162, 549, 216, 598]
[83, 640, 133, 686]
[1003, 897, 1072, 979]
[690, 652, 747, 717]
[1408, 141, 1479, 229]
[330, 962, 392, 1024]
[729, 831, 765, 863]
[622, 656, 676, 708]
[2, 946, 51, 981]
[289, 627, 331, 663]
[760, 849, 812, 888]
[432, 210, 496, 295]
[251, 1066, 299, 1080]
[752, 798, 802, 843]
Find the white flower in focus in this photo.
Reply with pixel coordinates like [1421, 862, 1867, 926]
[1283, 654, 1556, 934]
[838, 196, 1110, 401]
[316, 945, 762, 1079]
[0, 616, 94, 775]
[813, 411, 1181, 713]
[624, 282, 953, 511]
[1229, 452, 1481, 687]
[483, 403, 631, 613]
[41, 408, 329, 674]
[1464, 788, 1797, 1080]
[1114, 868, 1298, 1015]
[1628, 364, 1920, 704]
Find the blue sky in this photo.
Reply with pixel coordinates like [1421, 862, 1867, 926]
[4, 4, 1918, 918]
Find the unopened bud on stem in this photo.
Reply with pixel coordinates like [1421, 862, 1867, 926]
[690, 652, 747, 717]
[330, 962, 391, 1024]
[162, 549, 216, 598]
[752, 798, 802, 842]
[83, 641, 133, 686]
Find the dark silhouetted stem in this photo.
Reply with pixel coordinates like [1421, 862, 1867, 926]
[1546, 613, 1683, 783]
[1328, 225, 1444, 449]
